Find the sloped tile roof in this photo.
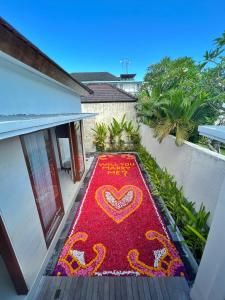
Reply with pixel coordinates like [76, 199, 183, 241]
[71, 72, 120, 82]
[81, 83, 137, 103]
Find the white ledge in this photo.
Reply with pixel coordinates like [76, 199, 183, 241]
[0, 113, 97, 140]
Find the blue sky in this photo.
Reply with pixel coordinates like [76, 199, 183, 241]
[1, 0, 225, 80]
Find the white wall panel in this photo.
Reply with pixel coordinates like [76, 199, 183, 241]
[0, 51, 81, 115]
[140, 124, 225, 225]
[0, 137, 47, 289]
[82, 102, 137, 152]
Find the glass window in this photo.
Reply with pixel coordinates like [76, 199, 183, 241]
[21, 130, 64, 245]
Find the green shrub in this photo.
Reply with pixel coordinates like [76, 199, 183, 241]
[137, 145, 209, 261]
[92, 115, 141, 152]
[92, 122, 108, 151]
[108, 115, 126, 151]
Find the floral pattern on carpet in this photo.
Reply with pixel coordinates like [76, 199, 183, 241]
[53, 154, 186, 277]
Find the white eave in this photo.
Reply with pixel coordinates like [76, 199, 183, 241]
[198, 125, 225, 143]
[0, 51, 91, 97]
[0, 113, 97, 140]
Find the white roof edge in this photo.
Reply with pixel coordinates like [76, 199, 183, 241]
[198, 125, 225, 143]
[0, 51, 89, 97]
[0, 113, 97, 140]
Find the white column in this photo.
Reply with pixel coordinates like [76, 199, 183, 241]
[191, 179, 225, 300]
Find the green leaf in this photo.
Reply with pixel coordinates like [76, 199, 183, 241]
[185, 224, 207, 243]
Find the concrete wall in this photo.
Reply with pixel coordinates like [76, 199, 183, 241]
[0, 137, 47, 292]
[140, 124, 225, 225]
[191, 181, 225, 299]
[0, 50, 86, 300]
[0, 51, 81, 115]
[0, 134, 88, 300]
[141, 123, 225, 298]
[82, 102, 137, 152]
[0, 256, 24, 300]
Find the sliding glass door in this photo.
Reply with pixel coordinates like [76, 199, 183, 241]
[21, 130, 64, 246]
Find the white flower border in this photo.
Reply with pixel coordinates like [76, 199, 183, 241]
[95, 270, 140, 276]
[70, 156, 100, 236]
[134, 157, 170, 239]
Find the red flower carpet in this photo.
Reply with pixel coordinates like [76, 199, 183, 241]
[53, 154, 186, 277]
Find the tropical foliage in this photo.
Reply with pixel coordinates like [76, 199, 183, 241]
[108, 115, 126, 150]
[124, 121, 141, 148]
[92, 115, 141, 151]
[137, 31, 225, 145]
[137, 145, 209, 261]
[92, 122, 108, 151]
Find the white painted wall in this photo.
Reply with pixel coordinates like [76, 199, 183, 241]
[0, 51, 81, 115]
[114, 82, 141, 95]
[0, 50, 87, 300]
[191, 182, 225, 299]
[0, 134, 88, 300]
[140, 124, 225, 225]
[0, 256, 26, 300]
[82, 102, 137, 152]
[141, 124, 225, 298]
[0, 137, 47, 291]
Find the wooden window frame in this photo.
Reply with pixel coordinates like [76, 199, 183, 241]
[56, 136, 63, 169]
[69, 121, 85, 181]
[0, 216, 28, 295]
[20, 129, 64, 248]
[79, 120, 85, 178]
[55, 125, 76, 183]
[69, 122, 80, 181]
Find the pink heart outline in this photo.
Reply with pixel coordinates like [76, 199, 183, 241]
[95, 185, 143, 224]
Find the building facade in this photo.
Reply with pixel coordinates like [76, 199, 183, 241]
[0, 18, 95, 300]
[71, 72, 142, 96]
[80, 83, 137, 152]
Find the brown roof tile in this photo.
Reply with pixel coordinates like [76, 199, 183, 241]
[71, 72, 120, 82]
[81, 83, 137, 103]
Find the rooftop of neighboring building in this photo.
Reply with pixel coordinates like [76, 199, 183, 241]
[81, 83, 137, 103]
[71, 72, 140, 83]
[120, 73, 136, 80]
[71, 72, 120, 82]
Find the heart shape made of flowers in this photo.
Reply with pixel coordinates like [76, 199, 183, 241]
[95, 185, 143, 224]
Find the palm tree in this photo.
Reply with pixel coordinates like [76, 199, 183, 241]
[138, 53, 225, 146]
[140, 89, 206, 146]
